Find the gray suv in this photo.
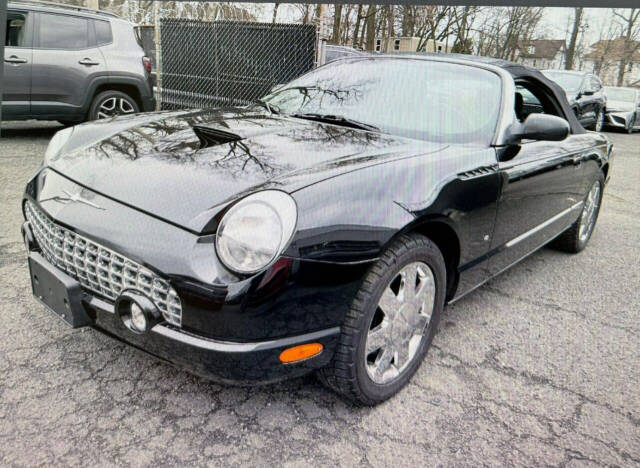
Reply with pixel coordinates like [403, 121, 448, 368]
[4, 1, 154, 124]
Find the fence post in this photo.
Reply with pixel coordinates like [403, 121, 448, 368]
[154, 1, 162, 110]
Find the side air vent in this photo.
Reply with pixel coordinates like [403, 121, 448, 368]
[192, 125, 242, 148]
[458, 165, 496, 180]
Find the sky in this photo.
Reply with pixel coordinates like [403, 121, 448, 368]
[249, 5, 620, 47]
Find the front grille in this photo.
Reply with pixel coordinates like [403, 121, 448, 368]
[25, 201, 182, 327]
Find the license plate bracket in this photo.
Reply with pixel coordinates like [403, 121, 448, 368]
[28, 252, 91, 328]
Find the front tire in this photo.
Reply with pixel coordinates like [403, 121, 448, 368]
[88, 90, 139, 121]
[317, 234, 446, 405]
[592, 108, 604, 132]
[627, 117, 635, 134]
[551, 174, 604, 253]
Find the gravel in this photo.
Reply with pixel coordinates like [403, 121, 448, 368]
[1, 120, 638, 466]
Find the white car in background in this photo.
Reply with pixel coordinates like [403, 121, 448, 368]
[603, 86, 640, 134]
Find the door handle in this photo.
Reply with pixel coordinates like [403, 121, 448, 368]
[5, 55, 27, 64]
[78, 58, 100, 66]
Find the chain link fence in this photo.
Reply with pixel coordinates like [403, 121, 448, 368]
[156, 19, 318, 110]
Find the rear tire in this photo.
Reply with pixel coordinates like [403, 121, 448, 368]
[88, 90, 139, 121]
[317, 233, 446, 405]
[551, 174, 604, 253]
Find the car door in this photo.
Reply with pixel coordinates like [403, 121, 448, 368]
[577, 75, 599, 126]
[489, 83, 586, 276]
[30, 11, 108, 120]
[635, 92, 640, 128]
[2, 9, 34, 118]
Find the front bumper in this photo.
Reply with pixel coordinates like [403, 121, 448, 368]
[604, 111, 632, 129]
[24, 243, 340, 384]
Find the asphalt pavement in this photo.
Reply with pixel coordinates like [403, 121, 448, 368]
[0, 121, 638, 467]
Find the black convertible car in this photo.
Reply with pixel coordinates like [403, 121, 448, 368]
[22, 55, 612, 405]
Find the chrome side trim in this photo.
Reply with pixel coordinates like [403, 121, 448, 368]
[151, 324, 341, 353]
[505, 201, 583, 248]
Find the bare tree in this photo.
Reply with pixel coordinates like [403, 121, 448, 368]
[364, 5, 376, 51]
[613, 8, 640, 86]
[565, 8, 584, 70]
[331, 4, 342, 44]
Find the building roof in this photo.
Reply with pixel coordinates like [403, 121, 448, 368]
[585, 38, 640, 62]
[518, 40, 566, 60]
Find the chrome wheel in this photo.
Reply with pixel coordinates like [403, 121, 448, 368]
[579, 181, 601, 242]
[594, 110, 604, 132]
[364, 261, 435, 384]
[97, 97, 135, 119]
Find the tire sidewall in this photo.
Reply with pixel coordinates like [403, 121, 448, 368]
[353, 240, 446, 403]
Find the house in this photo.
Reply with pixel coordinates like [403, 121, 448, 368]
[517, 39, 566, 70]
[583, 38, 640, 87]
[373, 37, 451, 54]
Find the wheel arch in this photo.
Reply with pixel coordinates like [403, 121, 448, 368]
[392, 218, 461, 301]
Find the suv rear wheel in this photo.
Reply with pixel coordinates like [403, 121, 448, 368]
[89, 90, 139, 121]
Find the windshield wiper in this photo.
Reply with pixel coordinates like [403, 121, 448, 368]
[291, 113, 379, 132]
[254, 99, 280, 115]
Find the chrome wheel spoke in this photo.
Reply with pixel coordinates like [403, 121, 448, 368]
[366, 324, 389, 354]
[413, 314, 430, 333]
[395, 343, 410, 369]
[373, 348, 394, 380]
[378, 286, 401, 319]
[401, 266, 418, 300]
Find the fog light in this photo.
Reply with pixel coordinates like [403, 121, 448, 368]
[115, 290, 161, 334]
[130, 302, 147, 332]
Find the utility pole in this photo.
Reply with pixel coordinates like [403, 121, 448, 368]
[0, 0, 7, 135]
[154, 1, 162, 110]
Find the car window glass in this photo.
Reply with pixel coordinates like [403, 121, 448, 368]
[542, 71, 583, 95]
[264, 59, 502, 145]
[39, 13, 88, 49]
[515, 86, 544, 121]
[6, 12, 27, 47]
[590, 77, 601, 91]
[95, 19, 112, 45]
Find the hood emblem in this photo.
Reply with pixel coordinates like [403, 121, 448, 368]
[61, 189, 104, 210]
[41, 189, 105, 210]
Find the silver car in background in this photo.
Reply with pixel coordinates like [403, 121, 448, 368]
[603, 86, 640, 134]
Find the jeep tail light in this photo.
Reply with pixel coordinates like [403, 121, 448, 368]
[142, 57, 152, 74]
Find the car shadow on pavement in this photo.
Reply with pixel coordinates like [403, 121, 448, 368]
[0, 121, 64, 139]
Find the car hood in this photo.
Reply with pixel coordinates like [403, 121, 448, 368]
[47, 107, 446, 233]
[606, 100, 634, 112]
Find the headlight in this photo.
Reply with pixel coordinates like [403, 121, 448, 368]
[44, 127, 73, 164]
[216, 190, 297, 274]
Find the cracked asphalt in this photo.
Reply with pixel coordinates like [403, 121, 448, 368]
[1, 121, 639, 467]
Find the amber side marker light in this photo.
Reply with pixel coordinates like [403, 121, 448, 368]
[279, 343, 323, 363]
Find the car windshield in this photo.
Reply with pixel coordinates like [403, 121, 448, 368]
[261, 58, 503, 145]
[605, 88, 636, 102]
[542, 71, 583, 94]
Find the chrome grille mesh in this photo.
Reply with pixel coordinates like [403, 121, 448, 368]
[25, 201, 182, 327]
